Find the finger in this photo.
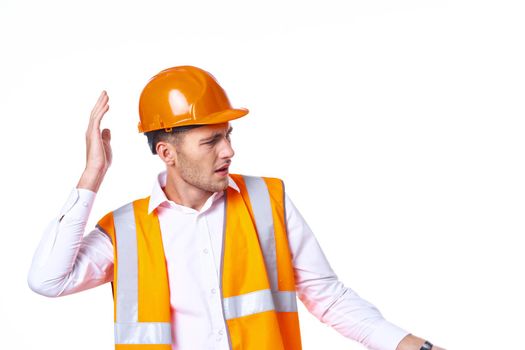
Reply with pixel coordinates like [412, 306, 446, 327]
[91, 92, 109, 120]
[89, 94, 109, 131]
[102, 128, 111, 143]
[91, 104, 109, 132]
[86, 90, 107, 135]
[87, 91, 108, 133]
[88, 102, 109, 136]
[90, 91, 108, 118]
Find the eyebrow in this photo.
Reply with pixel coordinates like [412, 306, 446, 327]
[199, 126, 233, 143]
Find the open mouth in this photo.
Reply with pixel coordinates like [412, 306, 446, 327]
[215, 165, 229, 174]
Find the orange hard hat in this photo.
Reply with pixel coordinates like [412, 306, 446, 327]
[138, 66, 249, 133]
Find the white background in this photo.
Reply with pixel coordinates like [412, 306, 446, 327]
[1, 0, 524, 349]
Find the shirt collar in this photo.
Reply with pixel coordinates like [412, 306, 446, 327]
[148, 170, 240, 214]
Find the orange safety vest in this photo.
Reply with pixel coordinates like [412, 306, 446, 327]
[97, 174, 302, 350]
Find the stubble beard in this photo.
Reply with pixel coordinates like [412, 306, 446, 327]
[177, 151, 229, 193]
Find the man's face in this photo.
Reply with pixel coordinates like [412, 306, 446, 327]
[174, 122, 234, 193]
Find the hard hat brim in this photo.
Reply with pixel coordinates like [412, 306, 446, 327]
[189, 107, 249, 127]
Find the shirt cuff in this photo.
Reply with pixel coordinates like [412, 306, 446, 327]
[366, 320, 410, 350]
[59, 188, 97, 222]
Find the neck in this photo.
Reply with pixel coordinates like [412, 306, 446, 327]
[163, 168, 214, 211]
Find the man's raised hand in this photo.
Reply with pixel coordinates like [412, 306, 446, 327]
[77, 91, 112, 192]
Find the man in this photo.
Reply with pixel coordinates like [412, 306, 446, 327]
[28, 66, 444, 350]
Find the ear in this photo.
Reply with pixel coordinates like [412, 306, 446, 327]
[156, 141, 178, 166]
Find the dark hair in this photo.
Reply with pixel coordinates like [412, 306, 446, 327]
[145, 125, 203, 155]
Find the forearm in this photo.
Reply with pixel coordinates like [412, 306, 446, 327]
[297, 275, 408, 349]
[27, 188, 112, 296]
[77, 167, 106, 193]
[285, 193, 408, 349]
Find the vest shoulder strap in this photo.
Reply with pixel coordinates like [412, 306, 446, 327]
[96, 197, 151, 243]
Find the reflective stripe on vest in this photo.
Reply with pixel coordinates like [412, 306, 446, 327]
[112, 203, 172, 345]
[223, 289, 297, 320]
[240, 175, 298, 313]
[242, 176, 279, 291]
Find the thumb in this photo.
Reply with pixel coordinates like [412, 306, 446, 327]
[102, 128, 111, 142]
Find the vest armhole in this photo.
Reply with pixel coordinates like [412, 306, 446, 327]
[96, 224, 112, 243]
[96, 211, 116, 244]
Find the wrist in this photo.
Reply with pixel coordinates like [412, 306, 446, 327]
[77, 168, 106, 192]
[396, 335, 443, 350]
[396, 335, 427, 350]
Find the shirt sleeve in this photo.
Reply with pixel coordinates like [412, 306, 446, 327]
[27, 188, 114, 297]
[285, 193, 409, 350]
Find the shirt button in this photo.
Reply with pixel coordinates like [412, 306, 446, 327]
[203, 248, 209, 254]
[82, 202, 88, 207]
[218, 330, 224, 335]
[211, 288, 217, 294]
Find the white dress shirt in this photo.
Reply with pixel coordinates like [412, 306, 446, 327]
[28, 171, 408, 350]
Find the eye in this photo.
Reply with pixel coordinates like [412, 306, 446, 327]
[205, 137, 220, 146]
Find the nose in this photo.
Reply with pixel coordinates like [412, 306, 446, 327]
[219, 138, 235, 159]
